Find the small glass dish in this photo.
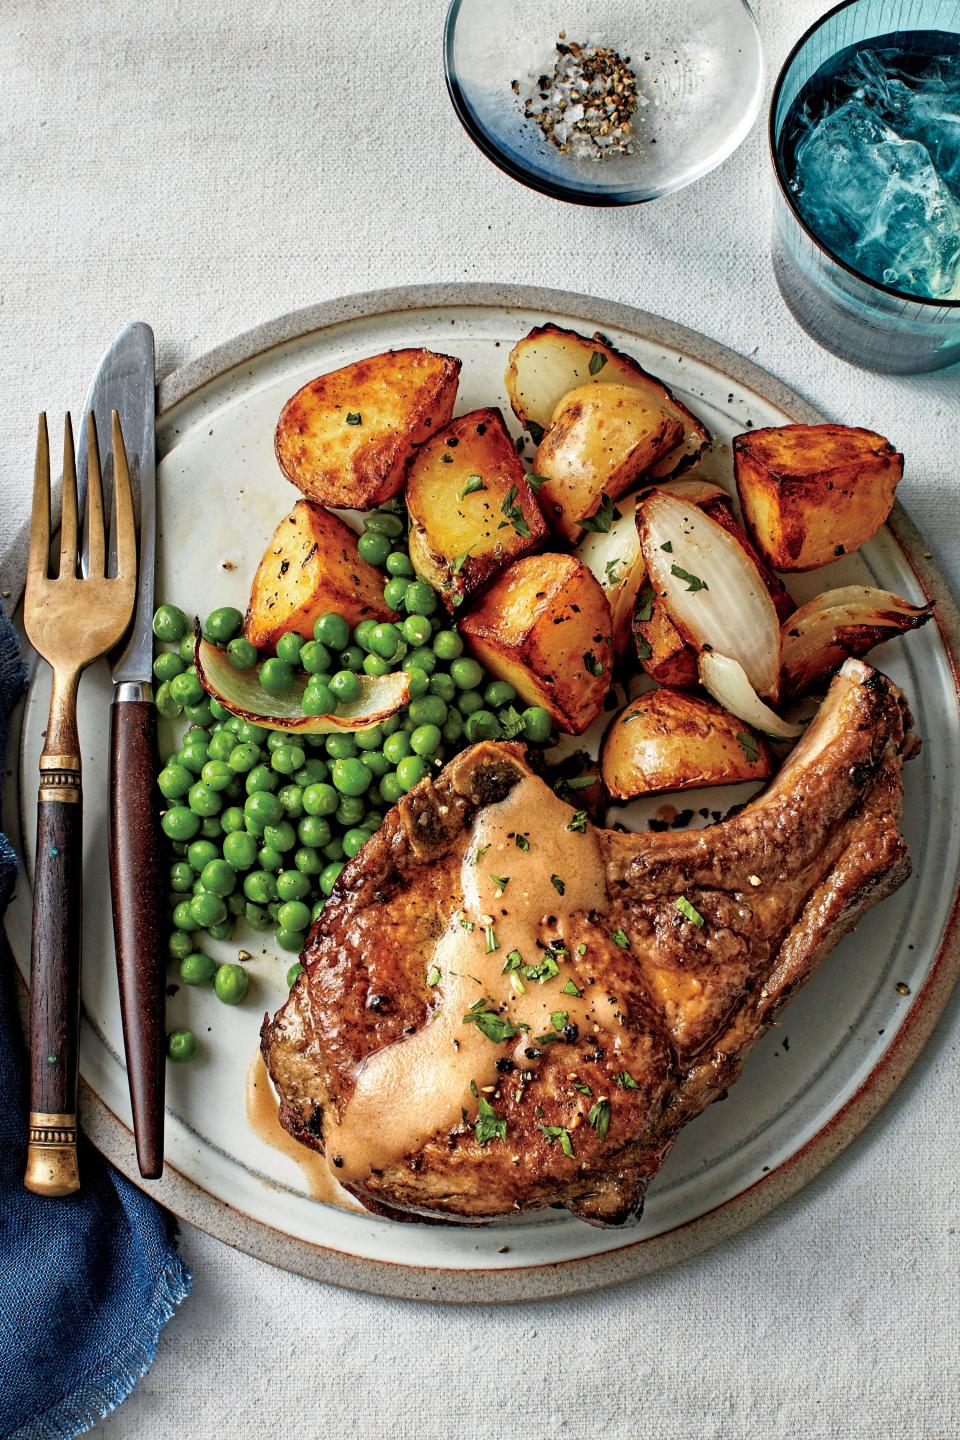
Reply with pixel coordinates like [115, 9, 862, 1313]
[769, 0, 960, 374]
[444, 0, 763, 206]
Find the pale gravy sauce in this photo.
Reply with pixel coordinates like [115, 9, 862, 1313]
[245, 1052, 363, 1211]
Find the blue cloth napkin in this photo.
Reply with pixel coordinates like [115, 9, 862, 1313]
[0, 608, 191, 1440]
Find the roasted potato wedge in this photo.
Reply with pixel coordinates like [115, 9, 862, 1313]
[601, 689, 771, 799]
[406, 407, 547, 612]
[576, 490, 647, 660]
[459, 553, 613, 734]
[734, 423, 903, 572]
[631, 583, 698, 688]
[505, 323, 710, 478]
[244, 501, 391, 651]
[533, 383, 683, 543]
[275, 348, 460, 509]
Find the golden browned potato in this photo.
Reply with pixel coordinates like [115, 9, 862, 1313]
[244, 501, 391, 651]
[405, 407, 547, 612]
[733, 423, 903, 572]
[699, 495, 795, 624]
[631, 584, 698, 688]
[505, 323, 710, 478]
[533, 384, 683, 543]
[601, 689, 771, 799]
[275, 348, 461, 509]
[576, 490, 647, 660]
[459, 554, 613, 734]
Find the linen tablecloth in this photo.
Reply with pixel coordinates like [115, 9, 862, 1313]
[2, 2, 957, 1435]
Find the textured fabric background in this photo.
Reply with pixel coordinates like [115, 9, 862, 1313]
[2, 1, 958, 1436]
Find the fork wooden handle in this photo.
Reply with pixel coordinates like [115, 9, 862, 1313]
[25, 769, 83, 1196]
[109, 687, 166, 1178]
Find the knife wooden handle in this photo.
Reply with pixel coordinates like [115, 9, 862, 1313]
[25, 787, 82, 1196]
[109, 685, 166, 1178]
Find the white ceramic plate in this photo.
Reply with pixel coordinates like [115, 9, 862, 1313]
[6, 286, 960, 1302]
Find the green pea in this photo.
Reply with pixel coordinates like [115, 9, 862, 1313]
[325, 734, 358, 760]
[155, 683, 182, 720]
[190, 891, 227, 928]
[286, 962, 305, 988]
[223, 830, 258, 869]
[382, 731, 411, 765]
[153, 604, 189, 643]
[214, 963, 249, 1006]
[258, 845, 284, 872]
[404, 580, 439, 617]
[358, 530, 391, 567]
[263, 820, 296, 853]
[365, 811, 383, 830]
[238, 719, 268, 744]
[276, 899, 311, 932]
[369, 622, 403, 660]
[380, 713, 402, 736]
[259, 657, 295, 697]
[293, 758, 328, 785]
[359, 750, 390, 779]
[386, 550, 414, 577]
[451, 656, 484, 690]
[323, 836, 345, 862]
[278, 783, 305, 818]
[320, 861, 345, 896]
[522, 706, 552, 743]
[244, 870, 278, 904]
[457, 689, 483, 716]
[209, 918, 236, 941]
[169, 669, 204, 706]
[302, 782, 338, 817]
[168, 929, 193, 960]
[172, 898, 200, 932]
[271, 743, 306, 775]
[432, 629, 463, 661]
[207, 729, 239, 761]
[401, 614, 432, 648]
[200, 817, 223, 840]
[335, 795, 366, 826]
[410, 723, 442, 757]
[383, 577, 410, 611]
[298, 814, 332, 848]
[331, 757, 372, 797]
[363, 653, 391, 677]
[187, 782, 221, 817]
[226, 636, 258, 671]
[170, 860, 194, 892]
[178, 634, 197, 663]
[200, 759, 234, 792]
[302, 679, 335, 716]
[210, 698, 230, 721]
[158, 763, 193, 800]
[484, 680, 517, 707]
[179, 742, 209, 776]
[244, 901, 272, 931]
[365, 510, 405, 538]
[379, 772, 405, 805]
[180, 951, 217, 986]
[226, 891, 246, 916]
[409, 695, 447, 727]
[342, 827, 371, 859]
[221, 805, 245, 834]
[353, 619, 376, 652]
[162, 807, 200, 842]
[338, 645, 365, 674]
[353, 724, 383, 753]
[404, 647, 436, 675]
[396, 755, 427, 791]
[276, 632, 305, 664]
[314, 613, 350, 650]
[244, 790, 284, 831]
[167, 1029, 197, 1063]
[186, 839, 219, 873]
[464, 709, 500, 743]
[200, 859, 236, 897]
[275, 927, 307, 953]
[153, 651, 186, 683]
[203, 606, 243, 644]
[298, 638, 330, 675]
[428, 672, 456, 703]
[329, 670, 362, 704]
[245, 764, 279, 795]
[311, 899, 326, 923]
[404, 669, 430, 699]
[293, 845, 324, 875]
[275, 869, 310, 902]
[442, 710, 464, 745]
[184, 699, 215, 727]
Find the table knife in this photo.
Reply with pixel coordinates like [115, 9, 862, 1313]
[78, 322, 165, 1178]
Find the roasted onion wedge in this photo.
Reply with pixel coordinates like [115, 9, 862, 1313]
[601, 688, 771, 799]
[638, 490, 781, 700]
[699, 652, 803, 739]
[781, 586, 932, 699]
[196, 637, 410, 733]
[576, 491, 646, 659]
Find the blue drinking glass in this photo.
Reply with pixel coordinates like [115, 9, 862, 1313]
[770, 0, 960, 374]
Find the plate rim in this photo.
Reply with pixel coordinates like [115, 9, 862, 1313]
[20, 283, 960, 1302]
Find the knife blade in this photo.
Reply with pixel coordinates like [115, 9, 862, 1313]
[79, 323, 165, 1179]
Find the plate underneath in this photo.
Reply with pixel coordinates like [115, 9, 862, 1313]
[6, 285, 960, 1302]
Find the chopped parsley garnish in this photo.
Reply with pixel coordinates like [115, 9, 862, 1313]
[577, 942, 587, 956]
[523, 953, 560, 984]
[566, 810, 588, 833]
[498, 485, 532, 538]
[578, 491, 621, 534]
[604, 557, 625, 586]
[452, 550, 471, 574]
[515, 833, 530, 851]
[550, 873, 565, 896]
[441, 453, 453, 464]
[534, 1031, 562, 1046]
[550, 1010, 568, 1032]
[469, 844, 490, 865]
[614, 1070, 640, 1090]
[426, 966, 441, 987]
[541, 1125, 574, 1157]
[458, 474, 485, 499]
[573, 1081, 593, 1096]
[502, 951, 523, 972]
[459, 915, 475, 932]
[671, 563, 708, 593]
[635, 584, 655, 624]
[562, 978, 583, 997]
[526, 420, 545, 445]
[345, 411, 362, 426]
[582, 650, 603, 677]
[611, 927, 630, 950]
[588, 1098, 611, 1140]
[484, 925, 499, 953]
[675, 895, 704, 927]
[660, 540, 673, 553]
[474, 1094, 507, 1146]
[565, 773, 598, 791]
[499, 705, 526, 739]
[635, 635, 653, 661]
[588, 350, 607, 375]
[527, 472, 547, 492]
[490, 874, 510, 893]
[736, 730, 761, 763]
[463, 999, 526, 1043]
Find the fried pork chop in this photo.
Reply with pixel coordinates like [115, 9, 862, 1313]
[261, 658, 915, 1226]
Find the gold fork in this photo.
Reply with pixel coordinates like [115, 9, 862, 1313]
[23, 411, 136, 1196]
